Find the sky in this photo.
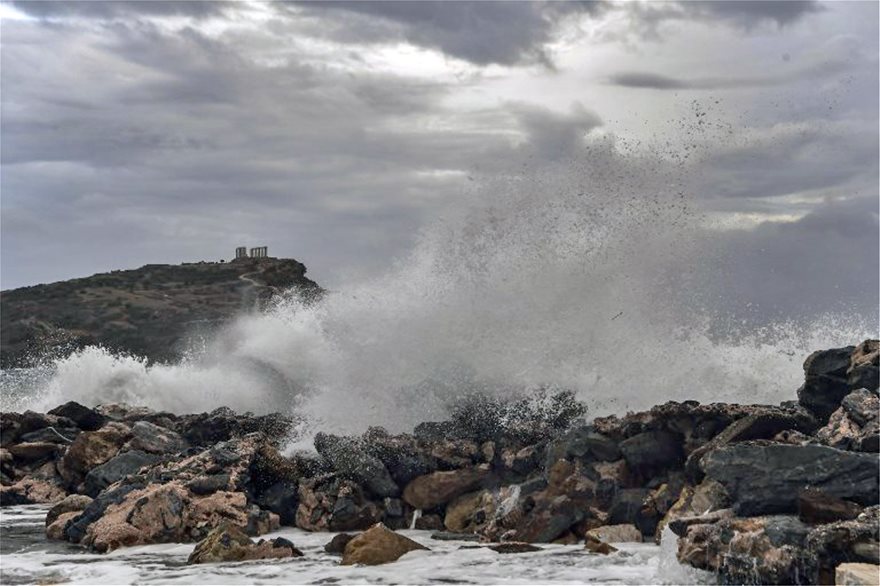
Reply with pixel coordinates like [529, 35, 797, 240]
[1, 0, 878, 323]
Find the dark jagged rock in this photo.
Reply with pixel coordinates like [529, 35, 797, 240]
[702, 442, 879, 516]
[83, 450, 162, 497]
[314, 433, 399, 498]
[848, 340, 880, 391]
[46, 494, 93, 527]
[324, 532, 357, 553]
[489, 542, 541, 553]
[65, 482, 146, 544]
[59, 422, 132, 488]
[178, 409, 296, 447]
[619, 430, 683, 477]
[48, 402, 106, 431]
[797, 345, 857, 421]
[19, 426, 80, 444]
[124, 421, 188, 454]
[296, 475, 382, 532]
[817, 388, 880, 453]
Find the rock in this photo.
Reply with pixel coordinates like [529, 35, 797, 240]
[798, 345, 856, 420]
[179, 408, 295, 448]
[95, 404, 158, 422]
[489, 542, 541, 554]
[47, 511, 80, 540]
[619, 431, 683, 477]
[702, 443, 879, 515]
[83, 450, 162, 497]
[836, 563, 880, 586]
[805, 506, 880, 583]
[584, 534, 617, 555]
[324, 532, 357, 554]
[361, 429, 438, 487]
[0, 478, 66, 506]
[314, 433, 399, 498]
[414, 514, 444, 530]
[608, 488, 650, 526]
[79, 483, 275, 552]
[253, 481, 299, 525]
[48, 402, 106, 431]
[502, 445, 542, 476]
[666, 509, 734, 537]
[46, 494, 93, 527]
[19, 426, 80, 444]
[340, 522, 428, 565]
[444, 490, 494, 534]
[186, 474, 232, 496]
[817, 389, 880, 453]
[124, 421, 188, 455]
[402, 465, 491, 510]
[544, 426, 621, 468]
[64, 483, 146, 543]
[848, 340, 879, 391]
[585, 524, 643, 543]
[656, 479, 730, 541]
[60, 422, 131, 487]
[187, 525, 303, 564]
[431, 531, 481, 541]
[7, 442, 61, 463]
[798, 488, 863, 524]
[684, 410, 817, 482]
[296, 476, 382, 532]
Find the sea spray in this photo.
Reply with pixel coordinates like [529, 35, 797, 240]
[5, 132, 874, 431]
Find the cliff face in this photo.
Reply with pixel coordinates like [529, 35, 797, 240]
[0, 257, 321, 368]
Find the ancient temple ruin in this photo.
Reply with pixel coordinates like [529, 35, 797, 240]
[234, 246, 268, 259]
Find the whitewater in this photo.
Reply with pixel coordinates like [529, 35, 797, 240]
[2, 131, 874, 435]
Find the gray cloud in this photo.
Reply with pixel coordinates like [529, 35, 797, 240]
[9, 1, 232, 19]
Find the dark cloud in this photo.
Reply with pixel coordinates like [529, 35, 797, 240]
[682, 0, 823, 28]
[292, 1, 606, 66]
[608, 72, 689, 90]
[9, 1, 232, 19]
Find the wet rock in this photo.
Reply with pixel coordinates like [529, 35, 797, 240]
[402, 464, 491, 510]
[314, 433, 399, 498]
[19, 426, 80, 444]
[186, 474, 232, 496]
[585, 524, 642, 543]
[666, 509, 734, 538]
[544, 426, 621, 469]
[123, 421, 188, 455]
[178, 408, 295, 448]
[848, 340, 879, 391]
[502, 445, 542, 476]
[59, 422, 132, 487]
[64, 483, 146, 543]
[187, 525, 303, 564]
[414, 513, 444, 530]
[430, 440, 481, 469]
[1, 411, 77, 447]
[431, 531, 480, 541]
[584, 534, 617, 555]
[656, 478, 730, 541]
[361, 429, 438, 487]
[0, 477, 66, 506]
[684, 410, 817, 482]
[341, 522, 428, 565]
[48, 401, 106, 431]
[619, 431, 683, 477]
[702, 443, 879, 515]
[798, 488, 863, 524]
[836, 563, 880, 586]
[46, 494, 93, 527]
[7, 442, 61, 463]
[608, 488, 650, 526]
[83, 450, 162, 497]
[296, 475, 382, 532]
[444, 489, 494, 534]
[95, 403, 158, 422]
[798, 345, 856, 420]
[817, 389, 879, 453]
[324, 532, 357, 554]
[489, 542, 541, 554]
[805, 506, 880, 583]
[47, 511, 80, 540]
[253, 481, 299, 525]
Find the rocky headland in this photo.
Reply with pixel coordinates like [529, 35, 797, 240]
[1, 340, 878, 585]
[0, 256, 321, 368]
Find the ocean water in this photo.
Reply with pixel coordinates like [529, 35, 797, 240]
[0, 506, 712, 585]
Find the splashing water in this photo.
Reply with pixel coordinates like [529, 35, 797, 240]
[3, 135, 874, 433]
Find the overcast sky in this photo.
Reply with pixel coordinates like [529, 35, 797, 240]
[1, 0, 877, 322]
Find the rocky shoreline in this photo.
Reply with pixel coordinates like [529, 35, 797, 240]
[1, 340, 878, 585]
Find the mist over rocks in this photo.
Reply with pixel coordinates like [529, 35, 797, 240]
[0, 340, 877, 583]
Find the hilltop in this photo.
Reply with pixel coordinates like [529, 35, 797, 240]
[0, 257, 321, 368]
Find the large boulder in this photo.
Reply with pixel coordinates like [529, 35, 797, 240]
[848, 340, 879, 391]
[402, 465, 491, 510]
[59, 422, 132, 488]
[46, 494, 93, 527]
[123, 421, 188, 455]
[187, 525, 302, 564]
[314, 433, 399, 498]
[340, 523, 428, 565]
[816, 389, 879, 453]
[619, 431, 683, 477]
[585, 524, 642, 543]
[83, 450, 162, 497]
[702, 443, 879, 516]
[797, 345, 856, 420]
[48, 402, 106, 431]
[296, 475, 382, 532]
[0, 477, 66, 506]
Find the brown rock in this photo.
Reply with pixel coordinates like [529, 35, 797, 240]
[187, 525, 303, 564]
[46, 511, 80, 540]
[341, 523, 428, 565]
[324, 532, 357, 554]
[836, 563, 880, 586]
[655, 478, 729, 542]
[402, 465, 491, 510]
[489, 542, 541, 553]
[414, 513, 444, 530]
[584, 534, 617, 555]
[7, 442, 60, 463]
[46, 494, 93, 527]
[444, 490, 494, 534]
[60, 422, 131, 486]
[0, 478, 66, 506]
[798, 488, 863, 524]
[585, 524, 643, 543]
